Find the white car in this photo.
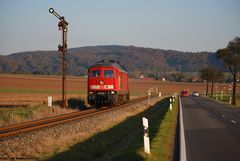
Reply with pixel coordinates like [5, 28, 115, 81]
[192, 91, 199, 97]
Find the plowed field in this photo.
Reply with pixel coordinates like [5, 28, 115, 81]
[0, 74, 230, 106]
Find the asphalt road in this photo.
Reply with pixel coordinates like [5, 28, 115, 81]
[181, 96, 240, 161]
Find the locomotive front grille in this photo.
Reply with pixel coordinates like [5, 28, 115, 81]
[97, 92, 106, 95]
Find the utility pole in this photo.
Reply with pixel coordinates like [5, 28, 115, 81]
[49, 8, 68, 108]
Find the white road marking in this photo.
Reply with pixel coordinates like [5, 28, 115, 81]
[179, 96, 187, 161]
[231, 120, 237, 124]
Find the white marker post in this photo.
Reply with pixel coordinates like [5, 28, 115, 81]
[48, 96, 52, 107]
[169, 98, 173, 110]
[142, 117, 150, 154]
[48, 96, 54, 114]
[172, 96, 175, 102]
[221, 90, 223, 100]
[148, 90, 151, 107]
[215, 85, 218, 100]
[159, 92, 161, 97]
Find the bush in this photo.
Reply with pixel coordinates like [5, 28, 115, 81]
[68, 98, 87, 110]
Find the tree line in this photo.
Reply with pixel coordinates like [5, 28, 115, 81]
[200, 37, 240, 105]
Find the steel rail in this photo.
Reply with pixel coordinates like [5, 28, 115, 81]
[0, 95, 152, 138]
[0, 109, 97, 137]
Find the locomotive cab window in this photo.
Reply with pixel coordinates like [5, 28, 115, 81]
[91, 70, 101, 77]
[104, 70, 114, 78]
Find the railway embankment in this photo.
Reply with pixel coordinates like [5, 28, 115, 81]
[0, 96, 167, 160]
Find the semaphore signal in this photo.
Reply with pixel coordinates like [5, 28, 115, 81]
[49, 8, 69, 108]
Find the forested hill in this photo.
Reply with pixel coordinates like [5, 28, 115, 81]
[0, 45, 224, 77]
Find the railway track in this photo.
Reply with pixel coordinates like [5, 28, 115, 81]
[0, 95, 153, 138]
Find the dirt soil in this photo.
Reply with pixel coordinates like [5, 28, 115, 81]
[0, 74, 231, 105]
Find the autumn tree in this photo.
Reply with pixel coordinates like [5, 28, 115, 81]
[209, 68, 224, 97]
[200, 67, 212, 96]
[200, 66, 223, 97]
[216, 37, 240, 105]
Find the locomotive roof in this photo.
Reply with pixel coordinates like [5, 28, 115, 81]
[89, 60, 128, 73]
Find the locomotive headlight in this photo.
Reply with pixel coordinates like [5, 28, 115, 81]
[110, 91, 115, 94]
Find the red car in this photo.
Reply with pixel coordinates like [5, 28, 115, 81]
[88, 60, 129, 107]
[181, 90, 189, 97]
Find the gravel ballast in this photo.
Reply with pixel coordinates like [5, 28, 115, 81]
[0, 97, 162, 160]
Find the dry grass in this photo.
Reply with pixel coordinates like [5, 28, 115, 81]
[0, 103, 81, 126]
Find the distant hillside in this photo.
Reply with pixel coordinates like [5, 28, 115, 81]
[0, 45, 224, 78]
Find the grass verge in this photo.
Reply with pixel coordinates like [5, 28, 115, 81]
[43, 97, 178, 161]
[0, 97, 87, 126]
[142, 97, 178, 161]
[0, 104, 48, 126]
[207, 94, 240, 108]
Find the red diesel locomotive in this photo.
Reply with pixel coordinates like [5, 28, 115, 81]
[88, 60, 129, 106]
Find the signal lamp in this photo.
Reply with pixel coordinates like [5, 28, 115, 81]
[49, 8, 54, 13]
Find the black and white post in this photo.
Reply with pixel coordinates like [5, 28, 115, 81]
[142, 117, 150, 154]
[169, 97, 173, 110]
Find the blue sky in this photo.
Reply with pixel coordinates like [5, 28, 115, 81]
[0, 0, 239, 55]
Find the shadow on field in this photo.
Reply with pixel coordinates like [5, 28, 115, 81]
[45, 98, 170, 161]
[53, 97, 87, 110]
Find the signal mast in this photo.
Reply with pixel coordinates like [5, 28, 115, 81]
[49, 8, 68, 108]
